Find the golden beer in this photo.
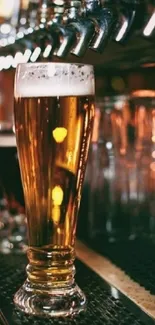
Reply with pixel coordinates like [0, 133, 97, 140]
[14, 63, 95, 317]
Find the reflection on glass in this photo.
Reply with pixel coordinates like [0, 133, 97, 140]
[52, 127, 68, 143]
[52, 185, 64, 224]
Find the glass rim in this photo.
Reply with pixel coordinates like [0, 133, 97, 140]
[16, 62, 94, 70]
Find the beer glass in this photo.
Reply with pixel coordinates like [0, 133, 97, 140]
[13, 62, 95, 317]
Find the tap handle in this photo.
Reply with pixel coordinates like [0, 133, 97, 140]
[89, 7, 117, 53]
[114, 8, 136, 43]
[69, 19, 95, 56]
[52, 25, 76, 58]
[114, 0, 145, 43]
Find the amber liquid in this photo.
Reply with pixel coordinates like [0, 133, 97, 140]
[14, 95, 94, 284]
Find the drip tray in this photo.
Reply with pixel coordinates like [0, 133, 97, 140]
[0, 253, 154, 325]
[84, 237, 155, 296]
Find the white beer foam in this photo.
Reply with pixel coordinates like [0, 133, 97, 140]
[15, 63, 95, 98]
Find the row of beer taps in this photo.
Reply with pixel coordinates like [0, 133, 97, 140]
[49, 0, 145, 58]
[0, 0, 153, 68]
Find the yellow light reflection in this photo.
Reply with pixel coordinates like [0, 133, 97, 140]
[152, 135, 155, 142]
[52, 127, 67, 143]
[52, 186, 64, 206]
[52, 206, 60, 225]
[52, 186, 64, 225]
[152, 151, 155, 158]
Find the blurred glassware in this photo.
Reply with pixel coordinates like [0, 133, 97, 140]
[0, 185, 11, 254]
[0, 70, 15, 131]
[0, 68, 27, 254]
[81, 92, 155, 243]
[131, 90, 155, 243]
[0, 131, 27, 254]
[0, 0, 20, 45]
[0, 0, 39, 49]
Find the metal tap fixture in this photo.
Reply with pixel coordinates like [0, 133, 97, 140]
[66, 0, 95, 57]
[143, 0, 155, 37]
[0, 0, 118, 59]
[89, 4, 118, 53]
[51, 0, 95, 58]
[47, 0, 76, 58]
[0, 0, 152, 68]
[114, 0, 145, 43]
[52, 0, 117, 57]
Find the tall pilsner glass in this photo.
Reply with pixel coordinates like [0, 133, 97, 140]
[13, 62, 95, 317]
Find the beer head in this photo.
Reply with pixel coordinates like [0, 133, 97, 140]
[14, 63, 95, 98]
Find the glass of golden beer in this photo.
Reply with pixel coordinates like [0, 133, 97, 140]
[13, 62, 95, 317]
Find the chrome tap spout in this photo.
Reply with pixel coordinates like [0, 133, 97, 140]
[89, 6, 117, 53]
[114, 0, 145, 43]
[52, 24, 76, 58]
[69, 18, 95, 57]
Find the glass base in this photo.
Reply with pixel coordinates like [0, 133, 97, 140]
[14, 279, 86, 317]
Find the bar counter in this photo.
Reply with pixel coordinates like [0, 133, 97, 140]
[0, 236, 155, 325]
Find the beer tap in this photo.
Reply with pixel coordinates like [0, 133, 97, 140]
[46, 0, 76, 59]
[54, 0, 116, 57]
[53, 0, 95, 58]
[88, 0, 117, 53]
[0, 0, 151, 68]
[114, 0, 145, 43]
[52, 23, 75, 58]
[66, 0, 95, 57]
[143, 0, 155, 37]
